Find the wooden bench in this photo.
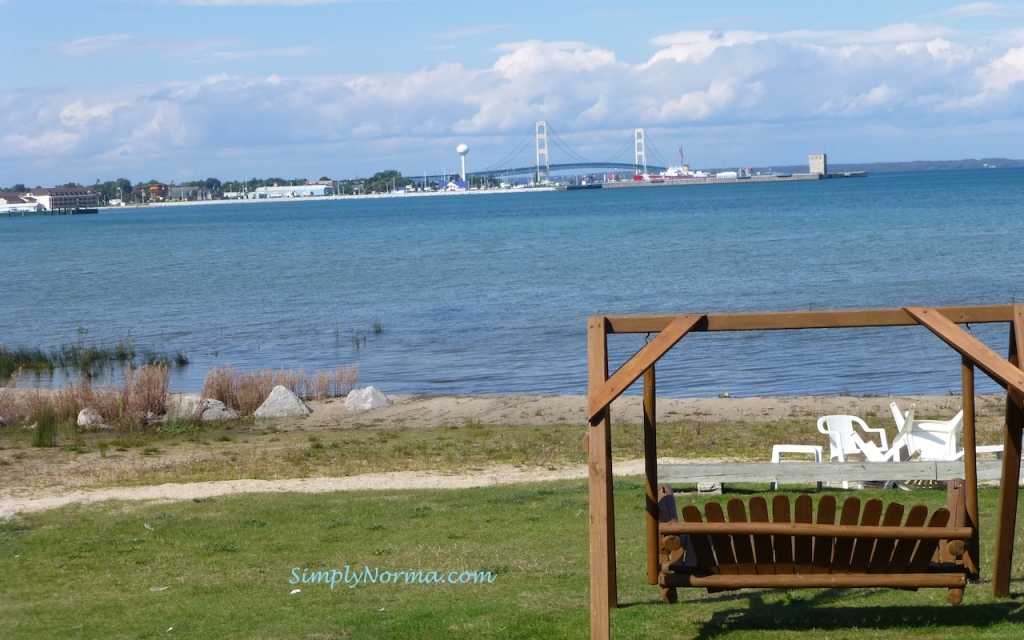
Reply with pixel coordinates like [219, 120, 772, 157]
[658, 478, 974, 605]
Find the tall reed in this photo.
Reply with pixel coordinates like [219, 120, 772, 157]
[0, 364, 169, 432]
[1, 330, 188, 379]
[74, 365, 168, 431]
[201, 364, 358, 415]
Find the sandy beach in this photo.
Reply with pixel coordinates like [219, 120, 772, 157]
[290, 392, 985, 430]
[0, 393, 1005, 518]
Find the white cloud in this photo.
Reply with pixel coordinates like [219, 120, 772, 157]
[979, 45, 1024, 89]
[3, 130, 81, 155]
[52, 34, 312, 61]
[646, 30, 768, 66]
[60, 100, 129, 127]
[57, 35, 142, 56]
[934, 3, 1024, 19]
[659, 81, 738, 120]
[858, 23, 952, 44]
[896, 38, 977, 65]
[6, 20, 1024, 183]
[493, 40, 617, 78]
[844, 84, 900, 114]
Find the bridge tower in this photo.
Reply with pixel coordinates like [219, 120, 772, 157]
[535, 120, 550, 184]
[634, 128, 647, 174]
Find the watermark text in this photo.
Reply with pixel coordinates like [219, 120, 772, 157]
[289, 566, 497, 589]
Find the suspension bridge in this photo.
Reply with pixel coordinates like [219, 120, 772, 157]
[421, 122, 671, 185]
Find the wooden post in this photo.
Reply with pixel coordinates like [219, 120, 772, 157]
[993, 305, 1024, 597]
[644, 366, 659, 585]
[588, 317, 615, 640]
[961, 358, 980, 579]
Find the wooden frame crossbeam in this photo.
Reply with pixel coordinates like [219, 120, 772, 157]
[588, 313, 704, 422]
[587, 304, 1024, 640]
[601, 305, 1015, 334]
[905, 307, 1024, 396]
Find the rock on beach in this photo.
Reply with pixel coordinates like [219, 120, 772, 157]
[254, 385, 312, 419]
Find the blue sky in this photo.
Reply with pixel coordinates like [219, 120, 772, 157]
[3, 0, 1024, 186]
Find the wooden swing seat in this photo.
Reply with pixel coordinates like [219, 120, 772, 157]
[658, 478, 973, 605]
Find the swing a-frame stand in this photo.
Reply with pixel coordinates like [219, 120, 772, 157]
[587, 305, 1024, 640]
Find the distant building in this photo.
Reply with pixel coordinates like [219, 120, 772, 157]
[0, 192, 45, 214]
[251, 184, 331, 198]
[23, 187, 99, 212]
[148, 183, 169, 201]
[168, 186, 198, 201]
[809, 154, 827, 175]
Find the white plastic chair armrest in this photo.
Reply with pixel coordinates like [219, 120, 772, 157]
[853, 416, 889, 452]
[889, 402, 906, 429]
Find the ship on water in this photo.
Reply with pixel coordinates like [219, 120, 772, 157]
[632, 147, 752, 182]
[560, 151, 863, 190]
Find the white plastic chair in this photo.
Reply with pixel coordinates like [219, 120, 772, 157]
[817, 414, 898, 488]
[890, 401, 1002, 461]
[816, 414, 890, 463]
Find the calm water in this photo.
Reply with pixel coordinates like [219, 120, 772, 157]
[3, 169, 1023, 398]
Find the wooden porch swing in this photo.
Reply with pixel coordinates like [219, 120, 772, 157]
[586, 305, 1024, 640]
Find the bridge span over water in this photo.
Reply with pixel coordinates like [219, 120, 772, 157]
[428, 162, 667, 184]
[421, 121, 669, 185]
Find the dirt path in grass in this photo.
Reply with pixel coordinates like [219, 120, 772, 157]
[0, 393, 1003, 518]
[0, 458, 671, 518]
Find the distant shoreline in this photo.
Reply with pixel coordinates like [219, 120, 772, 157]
[107, 185, 560, 209]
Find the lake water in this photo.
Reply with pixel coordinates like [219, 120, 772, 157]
[3, 169, 1023, 398]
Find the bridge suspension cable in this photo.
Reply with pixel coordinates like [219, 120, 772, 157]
[600, 135, 636, 166]
[459, 122, 669, 182]
[483, 125, 537, 171]
[545, 124, 593, 164]
[642, 134, 674, 168]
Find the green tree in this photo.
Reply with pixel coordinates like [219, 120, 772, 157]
[366, 170, 412, 193]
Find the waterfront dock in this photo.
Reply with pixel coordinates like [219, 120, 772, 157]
[599, 171, 866, 189]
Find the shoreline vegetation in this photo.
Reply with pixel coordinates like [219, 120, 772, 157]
[0, 331, 189, 380]
[1, 380, 1008, 513]
[0, 362, 359, 432]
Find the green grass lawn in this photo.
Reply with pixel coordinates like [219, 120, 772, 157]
[2, 480, 1024, 639]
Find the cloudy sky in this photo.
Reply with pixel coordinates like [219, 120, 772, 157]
[3, 0, 1024, 187]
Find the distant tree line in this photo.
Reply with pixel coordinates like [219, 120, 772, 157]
[6, 168, 497, 201]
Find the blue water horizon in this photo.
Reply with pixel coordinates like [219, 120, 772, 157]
[3, 168, 1022, 399]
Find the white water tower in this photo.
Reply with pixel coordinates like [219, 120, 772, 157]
[456, 143, 469, 181]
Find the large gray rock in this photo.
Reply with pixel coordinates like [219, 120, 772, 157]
[254, 385, 312, 419]
[77, 407, 106, 429]
[166, 394, 239, 422]
[201, 399, 239, 421]
[345, 386, 391, 413]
